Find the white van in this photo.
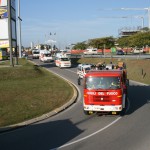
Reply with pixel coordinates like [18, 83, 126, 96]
[39, 50, 53, 62]
[32, 49, 40, 59]
[55, 57, 71, 68]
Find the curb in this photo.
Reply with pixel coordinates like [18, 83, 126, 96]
[0, 61, 78, 133]
[130, 80, 149, 86]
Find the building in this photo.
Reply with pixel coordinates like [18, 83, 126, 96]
[118, 26, 142, 37]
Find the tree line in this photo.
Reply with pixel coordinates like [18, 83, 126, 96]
[72, 30, 150, 50]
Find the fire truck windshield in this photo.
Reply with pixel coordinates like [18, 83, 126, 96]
[85, 77, 121, 90]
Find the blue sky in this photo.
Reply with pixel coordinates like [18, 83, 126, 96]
[19, 0, 150, 48]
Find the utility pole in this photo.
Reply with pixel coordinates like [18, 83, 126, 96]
[18, 0, 22, 58]
[8, 0, 14, 66]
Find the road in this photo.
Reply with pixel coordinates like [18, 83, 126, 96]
[0, 60, 150, 150]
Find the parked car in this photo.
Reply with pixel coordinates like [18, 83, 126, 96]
[131, 48, 144, 54]
[84, 48, 98, 55]
[116, 50, 124, 55]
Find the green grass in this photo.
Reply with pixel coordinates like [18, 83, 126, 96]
[0, 59, 73, 127]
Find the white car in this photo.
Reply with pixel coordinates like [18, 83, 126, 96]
[84, 48, 98, 55]
[55, 57, 71, 68]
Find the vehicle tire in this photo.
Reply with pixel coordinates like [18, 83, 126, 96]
[120, 108, 126, 116]
[120, 98, 128, 116]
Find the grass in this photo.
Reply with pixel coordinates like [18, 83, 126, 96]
[0, 59, 73, 127]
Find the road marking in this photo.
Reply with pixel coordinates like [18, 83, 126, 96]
[65, 69, 76, 74]
[50, 117, 122, 150]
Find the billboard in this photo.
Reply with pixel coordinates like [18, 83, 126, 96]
[0, 7, 8, 19]
[0, 40, 9, 48]
[0, 0, 17, 48]
[0, 18, 8, 39]
[0, 0, 7, 7]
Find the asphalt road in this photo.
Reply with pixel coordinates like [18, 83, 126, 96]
[0, 60, 150, 150]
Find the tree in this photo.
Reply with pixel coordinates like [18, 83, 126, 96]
[72, 42, 88, 50]
[88, 36, 115, 49]
[117, 31, 150, 48]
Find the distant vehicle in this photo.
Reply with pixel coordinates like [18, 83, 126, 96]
[55, 57, 71, 68]
[84, 48, 98, 55]
[22, 51, 28, 58]
[64, 52, 71, 58]
[55, 51, 71, 58]
[116, 50, 124, 55]
[32, 49, 40, 59]
[77, 64, 92, 79]
[39, 50, 53, 62]
[59, 49, 68, 53]
[132, 48, 144, 54]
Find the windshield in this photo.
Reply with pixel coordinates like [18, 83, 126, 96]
[85, 67, 91, 72]
[85, 77, 121, 90]
[33, 51, 39, 54]
[45, 54, 51, 57]
[60, 58, 70, 61]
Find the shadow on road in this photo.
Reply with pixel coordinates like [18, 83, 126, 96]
[0, 119, 84, 150]
[126, 85, 150, 115]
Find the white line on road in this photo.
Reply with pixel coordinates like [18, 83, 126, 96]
[50, 117, 122, 150]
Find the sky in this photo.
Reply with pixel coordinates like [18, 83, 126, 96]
[19, 0, 150, 48]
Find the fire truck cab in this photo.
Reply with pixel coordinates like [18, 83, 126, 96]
[82, 67, 128, 115]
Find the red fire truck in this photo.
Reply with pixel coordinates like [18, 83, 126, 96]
[81, 68, 129, 115]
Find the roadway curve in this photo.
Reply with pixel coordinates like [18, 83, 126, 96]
[0, 60, 150, 150]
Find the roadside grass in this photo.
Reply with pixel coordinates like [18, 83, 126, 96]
[0, 59, 73, 127]
[72, 57, 150, 84]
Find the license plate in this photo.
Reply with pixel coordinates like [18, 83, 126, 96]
[112, 111, 117, 115]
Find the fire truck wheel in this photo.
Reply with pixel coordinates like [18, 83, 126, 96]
[120, 108, 126, 116]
